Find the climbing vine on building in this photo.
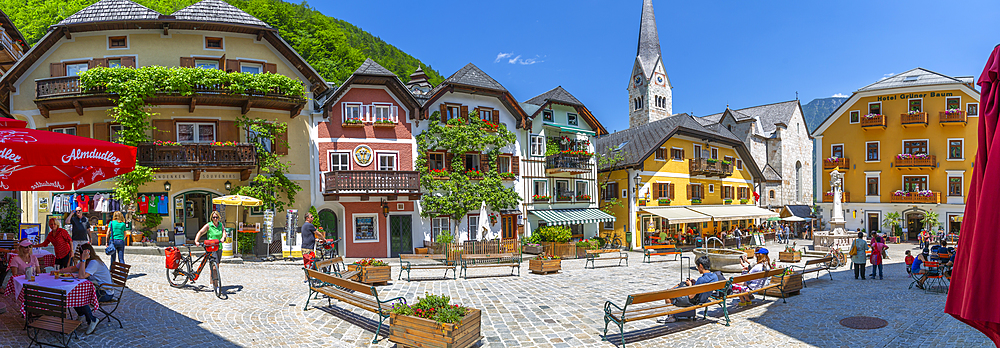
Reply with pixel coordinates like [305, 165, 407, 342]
[78, 66, 306, 209]
[415, 111, 521, 228]
[230, 115, 300, 212]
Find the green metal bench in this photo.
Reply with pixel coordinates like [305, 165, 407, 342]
[603, 278, 732, 347]
[303, 268, 405, 343]
[459, 253, 520, 279]
[398, 253, 455, 281]
[585, 249, 628, 269]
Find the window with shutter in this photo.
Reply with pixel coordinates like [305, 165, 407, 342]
[264, 63, 277, 74]
[479, 153, 489, 173]
[686, 184, 692, 199]
[93, 123, 109, 141]
[669, 183, 675, 200]
[460, 106, 469, 123]
[179, 57, 195, 68]
[151, 119, 175, 141]
[511, 156, 520, 177]
[75, 124, 90, 138]
[50, 63, 65, 77]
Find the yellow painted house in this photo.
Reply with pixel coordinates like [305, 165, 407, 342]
[595, 114, 773, 248]
[811, 68, 979, 240]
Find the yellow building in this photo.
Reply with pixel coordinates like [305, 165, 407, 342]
[595, 114, 774, 248]
[0, 0, 328, 241]
[812, 68, 979, 240]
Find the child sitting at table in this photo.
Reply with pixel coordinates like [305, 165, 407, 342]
[8, 239, 40, 277]
[56, 243, 113, 335]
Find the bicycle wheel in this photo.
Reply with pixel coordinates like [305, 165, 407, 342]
[166, 265, 189, 288]
[210, 260, 225, 299]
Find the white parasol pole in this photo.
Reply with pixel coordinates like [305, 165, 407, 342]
[477, 201, 490, 240]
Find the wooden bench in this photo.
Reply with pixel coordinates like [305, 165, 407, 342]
[642, 244, 684, 263]
[303, 268, 406, 344]
[729, 267, 790, 303]
[398, 254, 455, 281]
[795, 257, 834, 287]
[459, 253, 520, 279]
[603, 279, 731, 347]
[314, 256, 360, 280]
[585, 249, 629, 269]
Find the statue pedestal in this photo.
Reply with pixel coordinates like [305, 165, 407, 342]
[813, 228, 853, 252]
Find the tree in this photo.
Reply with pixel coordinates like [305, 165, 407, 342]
[882, 211, 902, 237]
[229, 115, 300, 212]
[595, 148, 629, 216]
[922, 211, 941, 231]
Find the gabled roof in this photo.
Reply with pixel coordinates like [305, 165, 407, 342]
[57, 0, 162, 26]
[636, 0, 661, 79]
[430, 63, 506, 94]
[420, 63, 530, 129]
[699, 100, 801, 135]
[522, 86, 608, 135]
[172, 0, 269, 28]
[762, 164, 781, 182]
[525, 86, 582, 106]
[322, 59, 420, 119]
[857, 68, 973, 92]
[0, 10, 28, 51]
[354, 58, 396, 76]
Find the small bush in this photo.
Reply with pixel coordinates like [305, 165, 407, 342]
[534, 225, 571, 243]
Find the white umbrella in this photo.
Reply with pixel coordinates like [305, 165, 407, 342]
[477, 201, 492, 240]
[782, 216, 807, 222]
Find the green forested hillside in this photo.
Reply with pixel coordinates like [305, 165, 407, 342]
[0, 0, 443, 85]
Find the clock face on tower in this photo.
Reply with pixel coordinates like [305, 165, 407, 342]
[634, 76, 642, 87]
[656, 75, 664, 84]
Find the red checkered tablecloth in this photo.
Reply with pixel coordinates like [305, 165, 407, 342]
[3, 274, 99, 317]
[6, 250, 56, 269]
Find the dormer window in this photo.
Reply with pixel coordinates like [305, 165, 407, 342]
[205, 37, 224, 50]
[542, 110, 553, 122]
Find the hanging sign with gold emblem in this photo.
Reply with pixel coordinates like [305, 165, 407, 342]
[353, 145, 374, 166]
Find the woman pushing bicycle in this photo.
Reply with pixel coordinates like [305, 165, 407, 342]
[193, 211, 226, 281]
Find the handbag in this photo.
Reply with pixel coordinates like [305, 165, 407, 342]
[848, 241, 857, 256]
[105, 241, 115, 255]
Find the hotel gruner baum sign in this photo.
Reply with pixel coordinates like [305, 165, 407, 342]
[353, 145, 374, 166]
[876, 91, 956, 101]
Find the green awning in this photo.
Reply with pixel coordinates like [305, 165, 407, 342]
[543, 123, 596, 136]
[529, 208, 615, 226]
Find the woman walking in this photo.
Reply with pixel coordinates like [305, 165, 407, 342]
[109, 211, 127, 264]
[850, 231, 869, 279]
[868, 235, 887, 280]
[36, 217, 73, 268]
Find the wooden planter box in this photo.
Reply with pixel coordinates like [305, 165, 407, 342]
[764, 272, 803, 297]
[778, 252, 801, 262]
[529, 259, 561, 274]
[373, 123, 397, 128]
[523, 245, 544, 254]
[347, 264, 391, 284]
[541, 242, 578, 259]
[390, 308, 482, 348]
[342, 123, 364, 128]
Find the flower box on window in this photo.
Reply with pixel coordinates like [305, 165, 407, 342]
[638, 199, 646, 206]
[480, 120, 500, 132]
[429, 169, 450, 180]
[657, 198, 671, 205]
[532, 195, 551, 202]
[739, 199, 749, 204]
[373, 120, 397, 128]
[466, 170, 484, 179]
[558, 196, 574, 201]
[576, 194, 591, 201]
[691, 199, 702, 204]
[724, 199, 733, 204]
[342, 119, 365, 128]
[499, 172, 516, 180]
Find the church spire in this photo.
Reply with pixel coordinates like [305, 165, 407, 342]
[636, 0, 661, 78]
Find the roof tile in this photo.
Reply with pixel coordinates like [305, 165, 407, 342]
[171, 0, 269, 28]
[525, 86, 583, 106]
[57, 0, 162, 26]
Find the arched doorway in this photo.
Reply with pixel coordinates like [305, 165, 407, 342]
[905, 211, 925, 241]
[317, 209, 338, 240]
[173, 190, 221, 240]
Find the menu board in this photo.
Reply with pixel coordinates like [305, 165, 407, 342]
[20, 223, 41, 245]
[355, 216, 375, 241]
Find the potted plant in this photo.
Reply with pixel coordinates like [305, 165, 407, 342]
[466, 169, 484, 179]
[347, 258, 391, 284]
[638, 199, 647, 206]
[429, 168, 450, 180]
[778, 245, 801, 262]
[739, 198, 749, 204]
[529, 253, 561, 274]
[532, 225, 574, 258]
[706, 158, 718, 164]
[523, 243, 544, 255]
[389, 294, 481, 348]
[576, 194, 591, 201]
[724, 199, 733, 204]
[657, 198, 671, 205]
[500, 172, 516, 180]
[691, 199, 702, 204]
[373, 119, 397, 127]
[575, 239, 594, 258]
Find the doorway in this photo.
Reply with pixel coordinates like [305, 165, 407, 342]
[867, 213, 880, 234]
[501, 215, 517, 239]
[317, 209, 338, 240]
[174, 191, 220, 240]
[389, 215, 412, 257]
[906, 212, 925, 240]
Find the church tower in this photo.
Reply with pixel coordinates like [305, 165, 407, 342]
[628, 0, 671, 128]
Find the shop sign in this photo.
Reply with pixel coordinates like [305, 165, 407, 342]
[353, 145, 373, 166]
[876, 91, 955, 102]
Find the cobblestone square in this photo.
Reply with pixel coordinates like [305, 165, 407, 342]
[0, 241, 990, 347]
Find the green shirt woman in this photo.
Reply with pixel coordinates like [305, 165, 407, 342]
[195, 211, 227, 246]
[110, 212, 127, 240]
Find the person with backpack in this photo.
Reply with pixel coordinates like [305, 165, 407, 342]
[657, 256, 718, 323]
[849, 231, 869, 279]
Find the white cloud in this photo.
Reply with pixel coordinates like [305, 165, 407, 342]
[494, 52, 543, 65]
[494, 52, 513, 63]
[880, 72, 895, 81]
[831, 93, 848, 98]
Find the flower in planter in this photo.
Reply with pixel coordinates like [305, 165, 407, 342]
[210, 141, 238, 146]
[390, 294, 469, 323]
[575, 239, 594, 249]
[825, 157, 841, 162]
[153, 140, 182, 146]
[466, 170, 483, 177]
[691, 199, 702, 204]
[558, 196, 573, 201]
[428, 168, 449, 177]
[721, 160, 732, 165]
[945, 108, 962, 115]
[724, 199, 733, 203]
[499, 172, 516, 179]
[863, 113, 882, 119]
[375, 119, 396, 125]
[532, 195, 551, 201]
[739, 199, 749, 204]
[559, 150, 595, 157]
[576, 194, 591, 200]
[706, 158, 718, 164]
[352, 258, 388, 267]
[343, 118, 363, 125]
[481, 120, 500, 131]
[535, 253, 560, 260]
[657, 198, 671, 205]
[893, 190, 907, 197]
[908, 109, 922, 115]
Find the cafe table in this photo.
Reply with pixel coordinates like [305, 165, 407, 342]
[2, 273, 99, 317]
[6, 249, 56, 268]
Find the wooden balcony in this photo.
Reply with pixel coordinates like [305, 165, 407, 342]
[137, 143, 256, 180]
[545, 153, 592, 174]
[35, 76, 306, 118]
[822, 192, 850, 202]
[689, 158, 734, 177]
[939, 111, 967, 125]
[900, 112, 928, 127]
[0, 30, 23, 65]
[889, 191, 940, 204]
[323, 170, 420, 200]
[823, 157, 850, 170]
[860, 115, 886, 130]
[894, 155, 936, 169]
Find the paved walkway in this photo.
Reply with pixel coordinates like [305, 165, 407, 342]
[0, 240, 990, 347]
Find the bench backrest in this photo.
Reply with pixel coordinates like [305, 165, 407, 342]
[804, 257, 833, 266]
[462, 253, 515, 260]
[643, 244, 676, 250]
[628, 279, 728, 305]
[305, 268, 376, 297]
[729, 267, 787, 284]
[314, 257, 343, 271]
[587, 249, 622, 254]
[401, 254, 447, 260]
[24, 284, 68, 319]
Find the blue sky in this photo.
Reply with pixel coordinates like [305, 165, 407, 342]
[314, 0, 1000, 133]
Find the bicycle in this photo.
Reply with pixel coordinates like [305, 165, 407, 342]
[311, 238, 340, 274]
[824, 248, 847, 269]
[166, 240, 226, 299]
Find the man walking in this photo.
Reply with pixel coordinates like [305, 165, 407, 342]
[300, 213, 324, 276]
[65, 207, 90, 258]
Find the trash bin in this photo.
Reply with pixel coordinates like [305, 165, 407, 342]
[625, 232, 633, 250]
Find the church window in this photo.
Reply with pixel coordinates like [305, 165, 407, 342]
[795, 161, 802, 201]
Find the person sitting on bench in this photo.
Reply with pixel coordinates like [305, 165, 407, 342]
[658, 256, 718, 323]
[731, 248, 771, 306]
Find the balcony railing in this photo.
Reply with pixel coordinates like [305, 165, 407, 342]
[822, 192, 850, 202]
[860, 115, 886, 129]
[323, 171, 420, 195]
[545, 153, 592, 174]
[36, 76, 302, 100]
[900, 112, 928, 127]
[939, 111, 967, 125]
[893, 155, 936, 169]
[823, 157, 850, 170]
[889, 191, 940, 204]
[0, 30, 22, 63]
[137, 143, 256, 170]
[689, 158, 734, 177]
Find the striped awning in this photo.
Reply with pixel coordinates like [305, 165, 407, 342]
[687, 205, 780, 221]
[529, 208, 615, 226]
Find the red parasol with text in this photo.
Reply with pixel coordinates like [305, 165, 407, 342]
[0, 118, 136, 191]
[945, 44, 1000, 346]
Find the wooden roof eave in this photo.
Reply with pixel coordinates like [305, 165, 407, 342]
[321, 74, 421, 119]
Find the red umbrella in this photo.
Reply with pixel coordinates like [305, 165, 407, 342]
[945, 44, 1000, 346]
[0, 118, 136, 191]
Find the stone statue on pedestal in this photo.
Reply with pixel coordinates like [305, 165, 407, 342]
[829, 169, 847, 235]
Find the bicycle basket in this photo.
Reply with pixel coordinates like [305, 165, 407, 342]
[203, 239, 220, 252]
[322, 239, 335, 249]
[165, 247, 181, 269]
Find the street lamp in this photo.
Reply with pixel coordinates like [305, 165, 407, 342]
[381, 199, 389, 217]
[633, 172, 642, 195]
[163, 181, 171, 191]
[224, 180, 232, 191]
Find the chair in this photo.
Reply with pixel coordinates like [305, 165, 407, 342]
[98, 262, 132, 328]
[921, 261, 949, 293]
[24, 284, 82, 348]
